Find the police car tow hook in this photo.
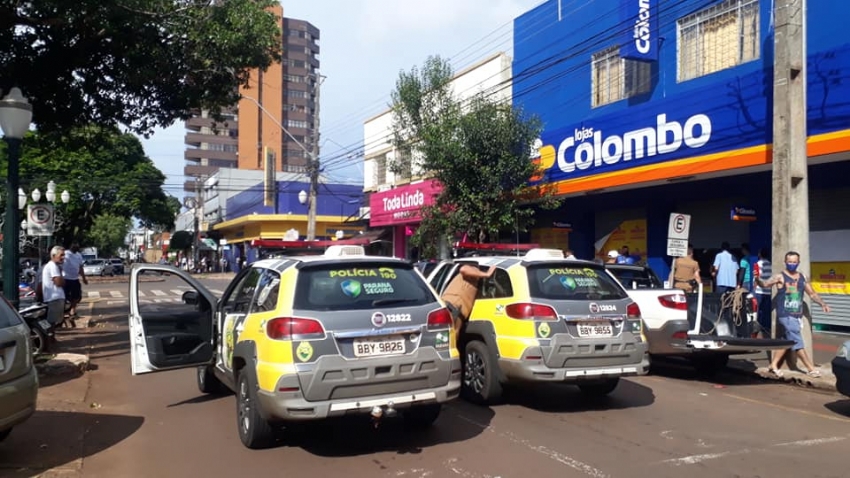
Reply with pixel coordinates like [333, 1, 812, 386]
[384, 401, 398, 418]
[371, 406, 384, 428]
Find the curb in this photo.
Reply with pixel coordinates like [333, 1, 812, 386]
[727, 358, 837, 393]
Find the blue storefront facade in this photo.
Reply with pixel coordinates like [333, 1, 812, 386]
[512, 0, 850, 325]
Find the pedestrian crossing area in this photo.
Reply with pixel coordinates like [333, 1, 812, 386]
[87, 288, 224, 305]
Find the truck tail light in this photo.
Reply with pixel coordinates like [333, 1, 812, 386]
[626, 302, 641, 319]
[658, 294, 688, 310]
[672, 331, 688, 340]
[427, 307, 453, 330]
[266, 317, 325, 340]
[505, 303, 558, 321]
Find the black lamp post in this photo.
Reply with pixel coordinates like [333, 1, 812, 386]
[0, 88, 33, 309]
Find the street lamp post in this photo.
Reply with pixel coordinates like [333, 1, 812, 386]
[0, 88, 33, 308]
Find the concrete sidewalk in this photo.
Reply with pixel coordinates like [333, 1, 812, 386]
[728, 331, 848, 393]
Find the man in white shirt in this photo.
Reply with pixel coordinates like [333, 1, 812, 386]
[42, 246, 66, 326]
[62, 243, 88, 320]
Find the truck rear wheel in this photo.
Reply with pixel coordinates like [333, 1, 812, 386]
[462, 340, 502, 405]
[691, 354, 729, 376]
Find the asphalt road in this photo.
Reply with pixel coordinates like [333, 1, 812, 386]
[3, 276, 850, 477]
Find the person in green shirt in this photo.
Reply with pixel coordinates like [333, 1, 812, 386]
[737, 243, 752, 291]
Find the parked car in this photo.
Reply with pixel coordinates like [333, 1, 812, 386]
[427, 247, 650, 404]
[109, 258, 125, 275]
[605, 263, 793, 374]
[833, 341, 850, 398]
[128, 244, 461, 449]
[0, 296, 38, 442]
[83, 259, 114, 277]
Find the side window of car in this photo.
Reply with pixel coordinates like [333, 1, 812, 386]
[429, 263, 454, 293]
[222, 267, 263, 314]
[478, 268, 513, 299]
[250, 269, 281, 314]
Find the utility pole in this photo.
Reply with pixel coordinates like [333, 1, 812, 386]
[193, 177, 203, 270]
[306, 74, 324, 241]
[772, 0, 811, 361]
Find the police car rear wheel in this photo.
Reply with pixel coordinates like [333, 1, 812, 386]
[462, 340, 502, 405]
[236, 372, 275, 449]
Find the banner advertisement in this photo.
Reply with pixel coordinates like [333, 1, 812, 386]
[369, 180, 442, 227]
[811, 262, 850, 295]
[595, 219, 647, 262]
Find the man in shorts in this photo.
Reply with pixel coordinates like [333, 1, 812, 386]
[62, 243, 88, 325]
[756, 251, 830, 377]
[41, 246, 67, 327]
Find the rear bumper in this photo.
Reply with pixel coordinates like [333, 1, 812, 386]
[257, 349, 461, 421]
[832, 356, 850, 398]
[686, 335, 794, 353]
[499, 334, 650, 383]
[645, 320, 691, 355]
[0, 366, 38, 433]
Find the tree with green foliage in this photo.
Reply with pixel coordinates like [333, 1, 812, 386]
[88, 213, 132, 257]
[0, 0, 281, 135]
[390, 55, 560, 258]
[168, 230, 194, 255]
[0, 125, 180, 247]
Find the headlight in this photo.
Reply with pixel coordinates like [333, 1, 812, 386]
[837, 342, 850, 359]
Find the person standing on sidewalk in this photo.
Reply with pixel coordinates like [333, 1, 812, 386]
[737, 243, 753, 291]
[669, 244, 702, 293]
[712, 242, 739, 293]
[757, 251, 830, 378]
[62, 243, 88, 326]
[41, 246, 67, 327]
[753, 248, 773, 335]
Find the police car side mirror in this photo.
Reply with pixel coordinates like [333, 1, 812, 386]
[182, 290, 199, 305]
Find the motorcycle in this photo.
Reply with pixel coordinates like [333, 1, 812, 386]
[18, 302, 55, 356]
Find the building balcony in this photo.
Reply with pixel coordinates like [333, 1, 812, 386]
[185, 148, 238, 162]
[184, 164, 223, 177]
[184, 133, 238, 147]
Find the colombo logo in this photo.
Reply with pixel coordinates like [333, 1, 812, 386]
[531, 113, 712, 180]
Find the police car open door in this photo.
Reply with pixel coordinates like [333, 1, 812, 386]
[128, 264, 218, 375]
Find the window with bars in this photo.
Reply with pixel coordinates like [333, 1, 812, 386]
[591, 47, 652, 107]
[677, 0, 760, 82]
[374, 153, 388, 186]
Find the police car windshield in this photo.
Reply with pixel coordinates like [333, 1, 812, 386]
[526, 264, 628, 301]
[293, 263, 437, 311]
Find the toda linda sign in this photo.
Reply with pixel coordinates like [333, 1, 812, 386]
[369, 180, 442, 227]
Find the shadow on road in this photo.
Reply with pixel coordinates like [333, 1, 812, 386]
[824, 399, 850, 418]
[0, 411, 144, 477]
[499, 378, 655, 413]
[285, 406, 495, 457]
[648, 356, 771, 387]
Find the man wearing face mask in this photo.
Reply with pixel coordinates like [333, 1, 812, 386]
[756, 251, 831, 378]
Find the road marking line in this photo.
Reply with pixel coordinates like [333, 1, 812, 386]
[88, 291, 101, 299]
[660, 434, 849, 466]
[138, 290, 146, 297]
[662, 451, 741, 466]
[109, 290, 123, 297]
[151, 290, 167, 296]
[170, 289, 183, 296]
[723, 393, 850, 423]
[107, 300, 126, 305]
[455, 414, 608, 477]
[775, 436, 846, 447]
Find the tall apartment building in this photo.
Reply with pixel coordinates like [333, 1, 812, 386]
[183, 6, 320, 192]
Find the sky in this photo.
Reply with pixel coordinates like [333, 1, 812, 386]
[140, 0, 544, 201]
